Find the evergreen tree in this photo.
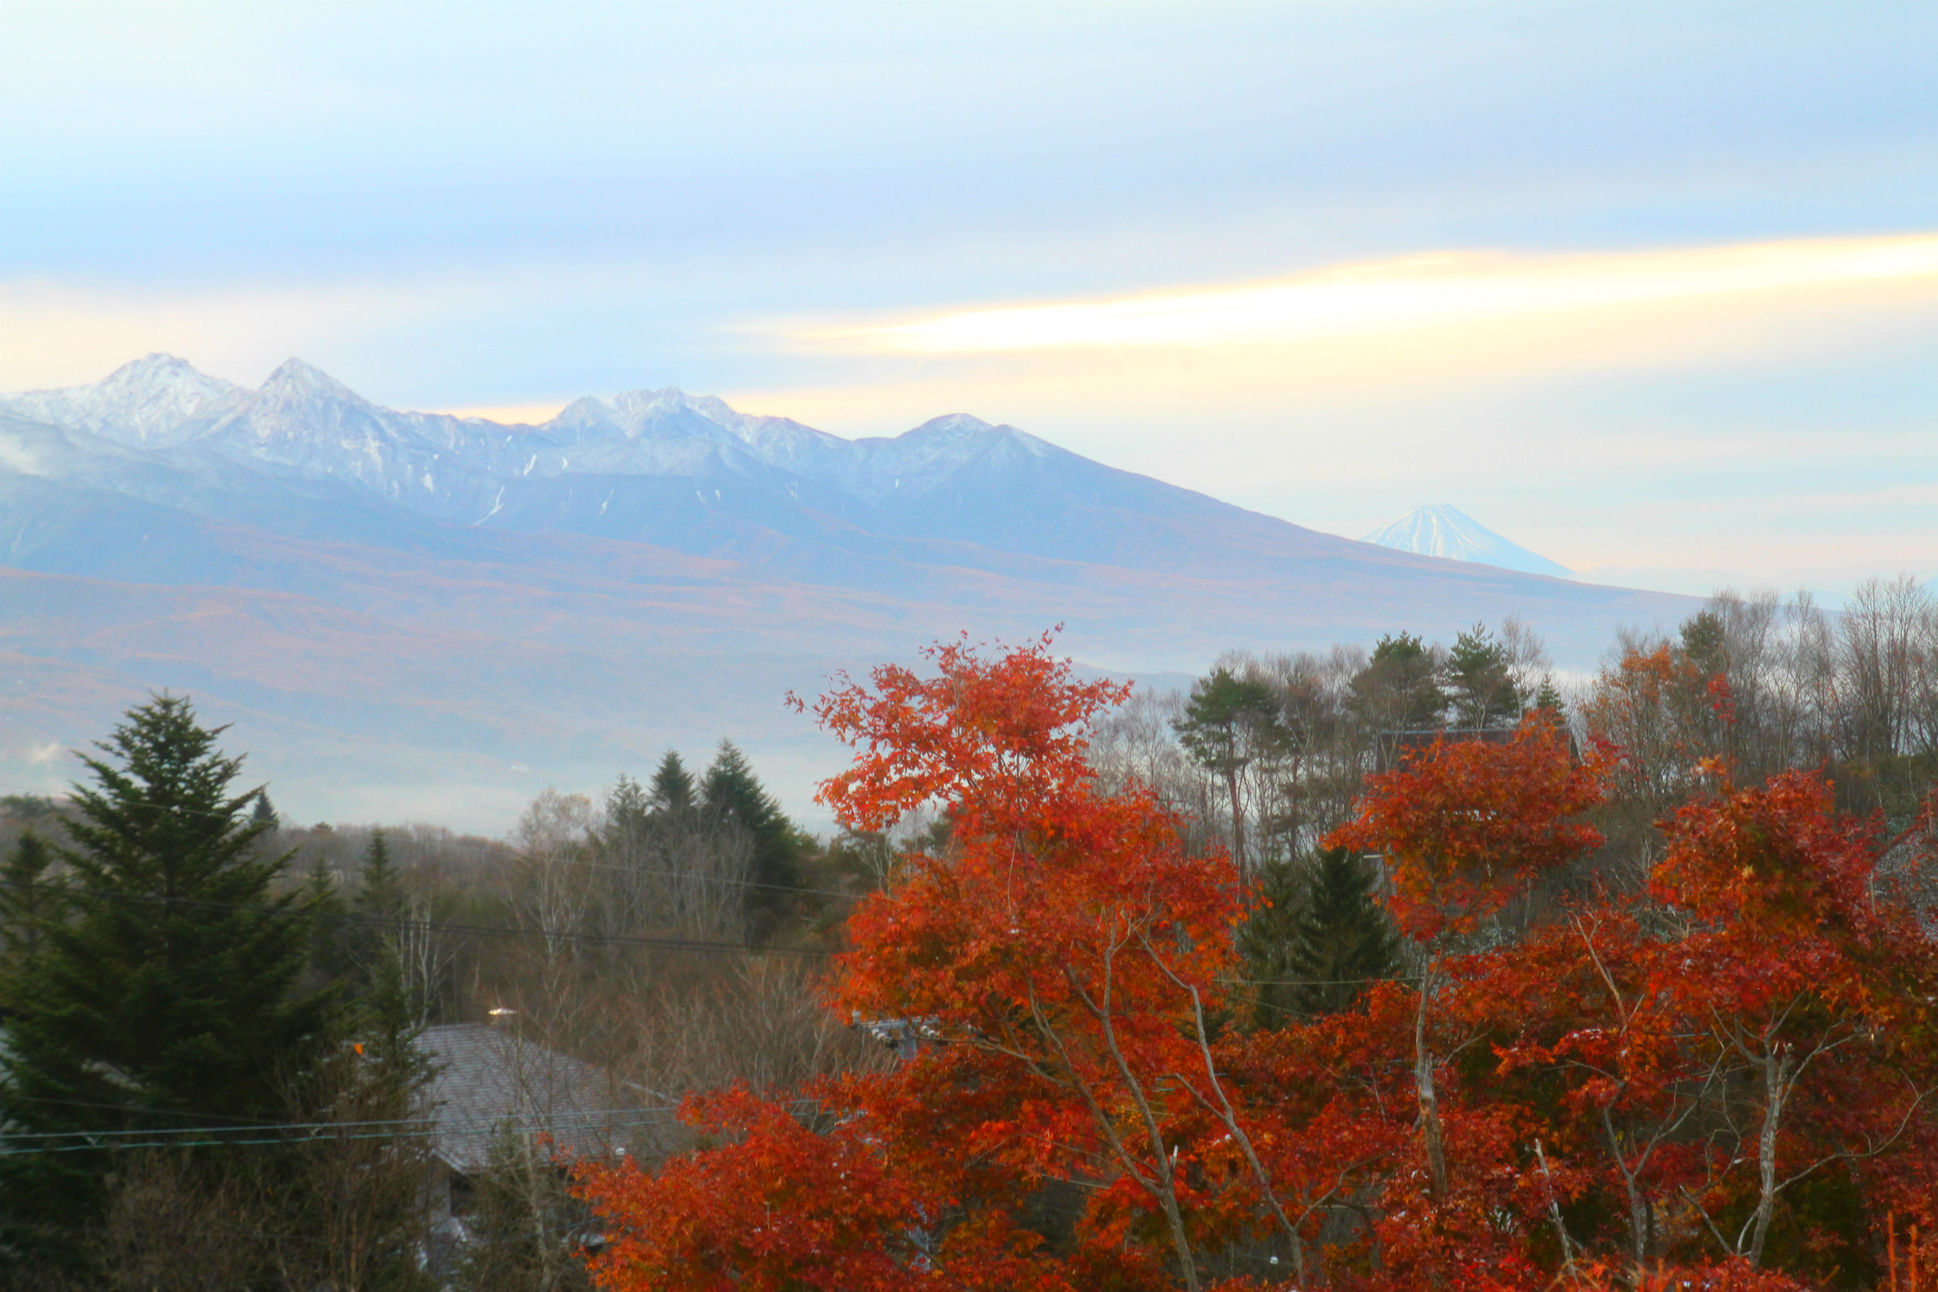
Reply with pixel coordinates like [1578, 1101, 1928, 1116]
[305, 852, 354, 991]
[251, 790, 281, 831]
[1174, 667, 1286, 878]
[0, 831, 56, 986]
[1350, 632, 1445, 732]
[1529, 675, 1567, 719]
[1283, 847, 1400, 1018]
[1237, 858, 1306, 1030]
[285, 828, 439, 1290]
[645, 751, 696, 820]
[0, 695, 334, 1272]
[345, 829, 407, 997]
[701, 741, 802, 942]
[1443, 622, 1521, 729]
[353, 830, 405, 935]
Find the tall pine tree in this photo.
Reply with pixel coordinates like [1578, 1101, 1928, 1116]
[1443, 622, 1521, 729]
[0, 696, 333, 1272]
[1174, 667, 1286, 880]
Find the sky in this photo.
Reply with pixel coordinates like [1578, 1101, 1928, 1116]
[3, 0, 1935, 595]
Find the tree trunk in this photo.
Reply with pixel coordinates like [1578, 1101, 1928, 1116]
[1747, 1045, 1794, 1266]
[1225, 767, 1248, 880]
[1414, 965, 1449, 1202]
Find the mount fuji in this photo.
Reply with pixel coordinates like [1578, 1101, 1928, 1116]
[1362, 505, 1573, 578]
[0, 356, 1684, 826]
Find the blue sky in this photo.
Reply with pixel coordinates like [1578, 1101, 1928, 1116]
[4, 0, 1935, 594]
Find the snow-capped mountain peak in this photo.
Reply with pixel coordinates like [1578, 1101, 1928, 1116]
[257, 357, 371, 406]
[0, 352, 241, 448]
[1361, 504, 1572, 578]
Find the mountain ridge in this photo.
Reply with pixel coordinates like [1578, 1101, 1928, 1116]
[0, 356, 1687, 828]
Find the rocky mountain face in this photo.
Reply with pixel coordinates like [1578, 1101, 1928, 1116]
[0, 356, 1683, 827]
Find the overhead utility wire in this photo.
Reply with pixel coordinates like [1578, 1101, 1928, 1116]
[0, 1098, 831, 1158]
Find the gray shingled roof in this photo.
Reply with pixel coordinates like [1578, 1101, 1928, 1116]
[420, 1023, 636, 1174]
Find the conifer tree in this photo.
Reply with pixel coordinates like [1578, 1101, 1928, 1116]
[1237, 858, 1307, 1029]
[289, 827, 439, 1291]
[1350, 632, 1446, 732]
[701, 741, 802, 941]
[303, 852, 355, 993]
[645, 751, 696, 820]
[306, 828, 407, 1007]
[1443, 623, 1521, 729]
[0, 695, 333, 1272]
[1529, 675, 1567, 719]
[0, 831, 56, 989]
[1174, 667, 1286, 879]
[351, 831, 405, 948]
[1282, 847, 1400, 1017]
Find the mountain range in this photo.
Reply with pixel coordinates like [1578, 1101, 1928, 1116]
[0, 355, 1688, 827]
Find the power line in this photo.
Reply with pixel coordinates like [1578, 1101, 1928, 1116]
[0, 1098, 831, 1158]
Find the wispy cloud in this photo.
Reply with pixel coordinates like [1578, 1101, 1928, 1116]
[803, 233, 1938, 355]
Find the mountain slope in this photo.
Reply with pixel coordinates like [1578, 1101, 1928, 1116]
[1362, 504, 1573, 578]
[0, 357, 1686, 827]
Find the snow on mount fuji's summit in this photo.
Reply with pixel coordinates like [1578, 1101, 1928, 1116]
[0, 354, 243, 448]
[1362, 504, 1573, 578]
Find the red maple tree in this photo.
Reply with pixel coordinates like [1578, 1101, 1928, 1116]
[574, 637, 1938, 1292]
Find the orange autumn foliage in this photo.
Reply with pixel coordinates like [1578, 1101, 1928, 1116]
[1324, 717, 1610, 942]
[574, 635, 1938, 1292]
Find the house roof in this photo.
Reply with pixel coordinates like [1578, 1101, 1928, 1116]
[420, 1022, 638, 1174]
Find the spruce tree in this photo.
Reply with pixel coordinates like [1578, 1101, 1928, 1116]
[0, 695, 333, 1271]
[1237, 858, 1307, 1029]
[1283, 847, 1400, 1017]
[0, 831, 56, 989]
[303, 852, 355, 995]
[701, 741, 802, 942]
[645, 750, 696, 820]
[349, 829, 407, 973]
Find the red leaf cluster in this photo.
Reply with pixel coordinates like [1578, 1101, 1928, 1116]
[576, 636, 1938, 1292]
